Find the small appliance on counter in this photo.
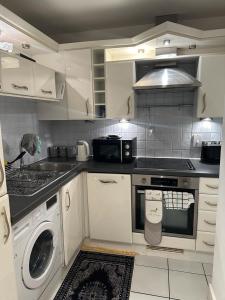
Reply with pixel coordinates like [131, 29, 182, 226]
[92, 135, 137, 163]
[76, 140, 90, 161]
[48, 145, 77, 159]
[201, 141, 221, 164]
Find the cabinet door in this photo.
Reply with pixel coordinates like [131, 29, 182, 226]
[33, 64, 56, 99]
[106, 61, 135, 120]
[87, 173, 132, 243]
[64, 49, 93, 120]
[0, 126, 6, 197]
[0, 195, 18, 300]
[1, 54, 34, 96]
[61, 174, 83, 266]
[197, 55, 225, 118]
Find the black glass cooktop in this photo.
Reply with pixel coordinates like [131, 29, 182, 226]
[135, 158, 195, 171]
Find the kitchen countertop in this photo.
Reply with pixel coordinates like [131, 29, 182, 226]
[9, 158, 220, 225]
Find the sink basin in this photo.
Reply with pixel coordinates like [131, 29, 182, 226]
[27, 162, 76, 172]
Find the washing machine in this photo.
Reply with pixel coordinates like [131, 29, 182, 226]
[13, 193, 63, 300]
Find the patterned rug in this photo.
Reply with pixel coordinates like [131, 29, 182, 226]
[54, 251, 134, 300]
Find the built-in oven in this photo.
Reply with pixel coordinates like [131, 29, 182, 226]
[132, 174, 199, 239]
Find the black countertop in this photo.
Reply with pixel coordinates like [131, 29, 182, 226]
[9, 158, 220, 225]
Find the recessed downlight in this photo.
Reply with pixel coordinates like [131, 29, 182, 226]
[163, 39, 170, 46]
[22, 43, 30, 49]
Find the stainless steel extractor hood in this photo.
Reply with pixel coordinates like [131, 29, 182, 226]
[133, 67, 201, 90]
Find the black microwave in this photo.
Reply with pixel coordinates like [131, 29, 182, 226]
[92, 136, 137, 163]
[201, 141, 221, 164]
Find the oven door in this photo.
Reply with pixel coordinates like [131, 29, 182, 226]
[93, 140, 122, 163]
[132, 186, 198, 239]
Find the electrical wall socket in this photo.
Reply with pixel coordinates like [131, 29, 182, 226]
[192, 134, 202, 147]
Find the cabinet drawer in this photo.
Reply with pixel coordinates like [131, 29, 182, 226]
[199, 194, 218, 211]
[198, 210, 217, 232]
[196, 231, 215, 253]
[199, 178, 219, 194]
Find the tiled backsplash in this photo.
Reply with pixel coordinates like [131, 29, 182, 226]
[0, 97, 51, 166]
[0, 90, 223, 164]
[49, 90, 222, 158]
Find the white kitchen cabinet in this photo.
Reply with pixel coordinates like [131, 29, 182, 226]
[199, 178, 219, 195]
[1, 53, 34, 96]
[87, 173, 132, 243]
[64, 49, 94, 120]
[196, 177, 219, 253]
[197, 55, 225, 118]
[33, 63, 56, 99]
[0, 194, 18, 300]
[61, 174, 84, 266]
[106, 61, 135, 120]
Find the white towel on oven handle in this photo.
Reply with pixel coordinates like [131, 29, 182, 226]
[145, 190, 163, 201]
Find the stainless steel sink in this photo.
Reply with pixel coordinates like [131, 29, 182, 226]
[26, 162, 76, 172]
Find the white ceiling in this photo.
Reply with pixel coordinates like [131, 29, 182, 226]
[1, 0, 225, 42]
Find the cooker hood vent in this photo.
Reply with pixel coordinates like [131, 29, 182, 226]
[133, 66, 201, 90]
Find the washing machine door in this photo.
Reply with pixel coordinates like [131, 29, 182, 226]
[22, 221, 58, 289]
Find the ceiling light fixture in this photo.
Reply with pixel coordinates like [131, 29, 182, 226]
[200, 117, 213, 121]
[22, 43, 30, 50]
[163, 39, 170, 46]
[120, 118, 129, 123]
[137, 48, 145, 54]
[189, 44, 196, 50]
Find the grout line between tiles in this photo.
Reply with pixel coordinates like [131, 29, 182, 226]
[167, 258, 171, 300]
[202, 263, 210, 286]
[131, 290, 169, 299]
[135, 263, 168, 270]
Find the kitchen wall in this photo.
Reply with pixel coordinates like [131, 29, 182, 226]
[0, 96, 51, 166]
[49, 90, 223, 158]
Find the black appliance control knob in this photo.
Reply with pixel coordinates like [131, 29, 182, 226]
[125, 144, 130, 149]
[125, 151, 130, 156]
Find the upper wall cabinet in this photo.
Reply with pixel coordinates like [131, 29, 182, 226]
[197, 55, 225, 118]
[1, 53, 34, 96]
[106, 61, 135, 120]
[33, 63, 56, 99]
[64, 49, 94, 120]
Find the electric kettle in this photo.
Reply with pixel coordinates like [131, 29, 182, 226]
[76, 140, 90, 161]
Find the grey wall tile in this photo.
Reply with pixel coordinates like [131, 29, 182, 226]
[0, 90, 222, 162]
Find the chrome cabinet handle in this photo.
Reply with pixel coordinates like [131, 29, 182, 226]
[65, 190, 71, 211]
[206, 184, 219, 190]
[1, 207, 10, 244]
[12, 83, 28, 91]
[127, 96, 131, 115]
[86, 98, 89, 116]
[99, 179, 117, 184]
[201, 93, 206, 114]
[204, 219, 216, 226]
[0, 161, 4, 188]
[41, 89, 53, 94]
[205, 200, 217, 207]
[203, 240, 215, 247]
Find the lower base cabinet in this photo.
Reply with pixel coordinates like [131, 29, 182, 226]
[0, 195, 18, 300]
[61, 174, 84, 266]
[87, 173, 132, 243]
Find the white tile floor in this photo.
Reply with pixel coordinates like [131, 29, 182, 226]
[130, 255, 213, 300]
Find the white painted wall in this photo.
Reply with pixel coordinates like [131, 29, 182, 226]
[211, 100, 225, 300]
